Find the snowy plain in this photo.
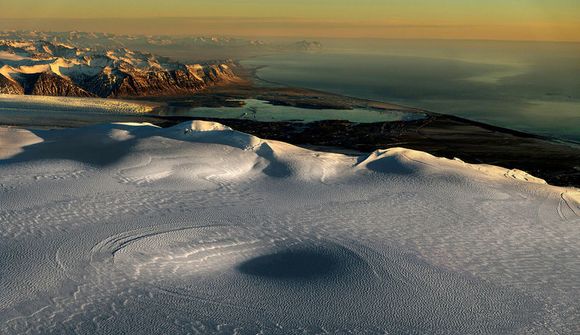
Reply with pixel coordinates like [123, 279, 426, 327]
[0, 120, 579, 334]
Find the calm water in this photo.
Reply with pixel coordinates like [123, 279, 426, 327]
[242, 40, 580, 142]
[159, 99, 425, 123]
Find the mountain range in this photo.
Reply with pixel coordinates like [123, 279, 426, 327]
[0, 39, 239, 98]
[0, 31, 323, 52]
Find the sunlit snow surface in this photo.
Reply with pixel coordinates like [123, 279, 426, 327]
[0, 121, 579, 334]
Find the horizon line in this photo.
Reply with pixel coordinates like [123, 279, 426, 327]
[1, 29, 579, 44]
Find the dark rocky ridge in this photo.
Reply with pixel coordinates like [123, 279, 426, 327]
[0, 73, 24, 94]
[29, 72, 94, 97]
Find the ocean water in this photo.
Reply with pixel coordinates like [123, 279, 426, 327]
[242, 40, 580, 142]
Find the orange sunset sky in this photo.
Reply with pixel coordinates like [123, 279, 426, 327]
[1, 0, 579, 41]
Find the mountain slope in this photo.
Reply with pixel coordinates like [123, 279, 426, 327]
[29, 72, 95, 97]
[0, 73, 24, 94]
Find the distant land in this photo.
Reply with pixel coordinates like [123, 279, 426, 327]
[0, 31, 323, 62]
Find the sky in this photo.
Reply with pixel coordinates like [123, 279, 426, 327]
[1, 0, 579, 41]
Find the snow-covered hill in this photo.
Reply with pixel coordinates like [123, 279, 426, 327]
[0, 39, 238, 98]
[0, 121, 578, 334]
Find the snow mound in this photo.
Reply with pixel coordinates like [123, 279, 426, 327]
[356, 148, 424, 175]
[357, 147, 548, 185]
[181, 120, 233, 132]
[164, 120, 263, 151]
[0, 127, 43, 159]
[157, 121, 348, 181]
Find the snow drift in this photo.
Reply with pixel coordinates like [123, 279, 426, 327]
[0, 121, 578, 334]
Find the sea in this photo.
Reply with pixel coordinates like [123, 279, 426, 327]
[242, 39, 580, 142]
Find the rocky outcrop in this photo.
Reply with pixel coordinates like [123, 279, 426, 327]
[110, 69, 193, 97]
[0, 73, 24, 95]
[30, 72, 94, 97]
[102, 64, 235, 98]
